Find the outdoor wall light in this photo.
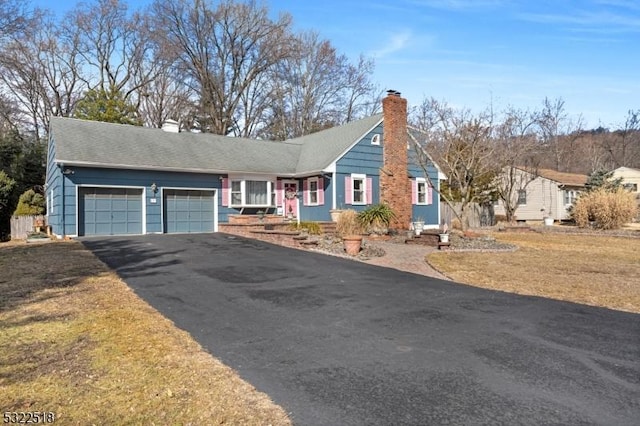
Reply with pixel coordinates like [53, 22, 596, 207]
[150, 182, 158, 194]
[62, 168, 74, 175]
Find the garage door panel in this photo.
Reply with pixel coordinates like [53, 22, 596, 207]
[164, 189, 215, 234]
[79, 187, 143, 236]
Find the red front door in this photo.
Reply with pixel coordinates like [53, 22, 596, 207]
[283, 182, 298, 218]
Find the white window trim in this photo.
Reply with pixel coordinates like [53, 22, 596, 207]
[415, 177, 428, 205]
[351, 173, 366, 206]
[517, 189, 527, 206]
[371, 133, 381, 145]
[228, 175, 275, 208]
[307, 177, 320, 206]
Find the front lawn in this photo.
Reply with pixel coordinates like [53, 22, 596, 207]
[0, 241, 290, 425]
[427, 232, 640, 313]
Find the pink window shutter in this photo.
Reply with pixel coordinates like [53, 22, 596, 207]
[366, 178, 373, 204]
[275, 180, 283, 206]
[345, 176, 352, 204]
[318, 179, 325, 205]
[302, 179, 309, 206]
[221, 178, 229, 207]
[411, 180, 417, 205]
[427, 185, 433, 205]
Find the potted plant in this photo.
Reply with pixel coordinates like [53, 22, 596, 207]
[413, 217, 425, 236]
[358, 203, 396, 236]
[336, 209, 363, 255]
[439, 223, 449, 243]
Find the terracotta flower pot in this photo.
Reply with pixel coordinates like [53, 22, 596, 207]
[342, 235, 363, 256]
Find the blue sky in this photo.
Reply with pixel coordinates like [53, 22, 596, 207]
[32, 0, 640, 129]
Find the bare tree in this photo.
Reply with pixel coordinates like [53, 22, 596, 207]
[535, 97, 583, 171]
[70, 0, 155, 98]
[150, 0, 293, 135]
[493, 107, 540, 222]
[608, 110, 640, 168]
[0, 0, 30, 39]
[0, 9, 84, 138]
[410, 98, 498, 231]
[266, 31, 349, 139]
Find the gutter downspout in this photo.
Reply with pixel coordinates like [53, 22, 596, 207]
[332, 171, 337, 210]
[59, 164, 65, 238]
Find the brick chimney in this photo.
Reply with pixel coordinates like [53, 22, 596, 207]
[380, 90, 411, 231]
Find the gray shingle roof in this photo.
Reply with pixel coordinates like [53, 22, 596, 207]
[50, 114, 383, 176]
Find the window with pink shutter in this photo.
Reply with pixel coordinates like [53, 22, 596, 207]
[221, 178, 229, 206]
[345, 176, 353, 204]
[415, 178, 428, 205]
[275, 180, 283, 206]
[317, 179, 324, 205]
[348, 174, 367, 205]
[303, 179, 309, 206]
[411, 180, 418, 204]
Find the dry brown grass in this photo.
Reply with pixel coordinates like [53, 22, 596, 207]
[0, 241, 290, 425]
[427, 232, 640, 313]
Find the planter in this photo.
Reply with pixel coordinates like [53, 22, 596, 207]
[439, 233, 449, 243]
[342, 235, 363, 256]
[544, 217, 554, 226]
[413, 221, 424, 236]
[330, 209, 344, 222]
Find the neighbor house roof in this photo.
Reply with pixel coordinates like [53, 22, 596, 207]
[49, 114, 383, 176]
[535, 168, 588, 187]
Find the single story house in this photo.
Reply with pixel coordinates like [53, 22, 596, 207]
[494, 168, 587, 221]
[612, 166, 640, 196]
[45, 91, 444, 237]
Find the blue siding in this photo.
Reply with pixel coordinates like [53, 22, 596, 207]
[61, 167, 226, 236]
[333, 122, 442, 225]
[335, 123, 383, 213]
[409, 152, 441, 226]
[299, 176, 332, 221]
[45, 135, 64, 236]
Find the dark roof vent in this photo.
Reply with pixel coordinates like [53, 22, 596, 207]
[386, 89, 401, 97]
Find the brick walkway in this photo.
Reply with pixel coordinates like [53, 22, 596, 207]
[362, 240, 449, 280]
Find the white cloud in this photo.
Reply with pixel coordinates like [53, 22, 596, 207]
[370, 31, 412, 58]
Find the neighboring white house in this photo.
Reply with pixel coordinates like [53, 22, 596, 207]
[612, 166, 640, 197]
[494, 168, 587, 221]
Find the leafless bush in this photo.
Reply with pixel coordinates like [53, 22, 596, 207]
[573, 188, 637, 229]
[336, 209, 362, 237]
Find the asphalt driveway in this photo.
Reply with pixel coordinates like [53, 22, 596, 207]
[82, 233, 640, 425]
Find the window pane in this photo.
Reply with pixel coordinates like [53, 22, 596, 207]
[231, 181, 241, 191]
[417, 182, 426, 204]
[517, 190, 526, 205]
[353, 178, 364, 203]
[246, 180, 268, 205]
[309, 180, 318, 204]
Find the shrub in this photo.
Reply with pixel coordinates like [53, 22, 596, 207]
[336, 209, 363, 237]
[357, 203, 396, 234]
[13, 189, 45, 216]
[573, 188, 637, 230]
[289, 221, 322, 235]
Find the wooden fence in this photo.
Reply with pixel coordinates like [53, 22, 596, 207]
[10, 215, 45, 240]
[440, 203, 495, 229]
